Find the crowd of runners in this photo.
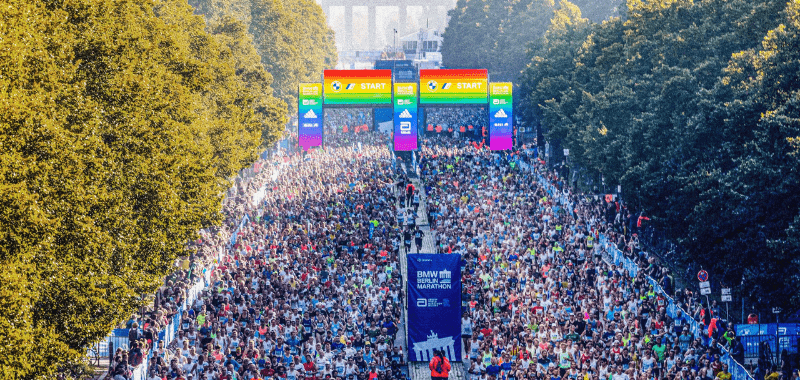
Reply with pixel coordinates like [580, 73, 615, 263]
[424, 108, 486, 131]
[114, 130, 413, 380]
[108, 128, 749, 380]
[324, 109, 374, 133]
[418, 136, 739, 380]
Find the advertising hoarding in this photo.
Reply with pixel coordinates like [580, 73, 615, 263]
[323, 70, 392, 105]
[489, 82, 513, 150]
[419, 69, 488, 104]
[298, 83, 323, 150]
[407, 254, 462, 362]
[393, 83, 418, 151]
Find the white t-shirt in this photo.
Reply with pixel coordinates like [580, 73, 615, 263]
[642, 356, 656, 371]
[462, 317, 472, 335]
[334, 359, 346, 375]
[612, 373, 630, 380]
[317, 354, 330, 374]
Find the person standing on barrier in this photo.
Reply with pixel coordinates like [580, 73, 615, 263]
[429, 349, 451, 380]
[731, 337, 745, 364]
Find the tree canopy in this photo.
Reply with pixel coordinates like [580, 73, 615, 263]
[442, 0, 619, 82]
[189, 0, 337, 114]
[0, 0, 286, 376]
[520, 0, 800, 312]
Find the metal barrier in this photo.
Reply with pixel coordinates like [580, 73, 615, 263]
[525, 158, 752, 380]
[92, 153, 282, 378]
[736, 324, 800, 365]
[94, 228, 227, 377]
[598, 234, 754, 380]
[87, 329, 130, 358]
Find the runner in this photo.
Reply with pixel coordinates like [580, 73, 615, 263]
[413, 226, 425, 254]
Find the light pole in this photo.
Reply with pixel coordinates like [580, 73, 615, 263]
[741, 275, 745, 324]
[777, 311, 780, 366]
[394, 29, 398, 58]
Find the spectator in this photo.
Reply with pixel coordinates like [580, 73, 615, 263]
[731, 337, 745, 364]
[429, 349, 451, 380]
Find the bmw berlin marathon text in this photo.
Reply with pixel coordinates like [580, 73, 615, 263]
[414, 269, 453, 309]
[415, 269, 452, 289]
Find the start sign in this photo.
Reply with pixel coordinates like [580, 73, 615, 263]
[697, 270, 709, 282]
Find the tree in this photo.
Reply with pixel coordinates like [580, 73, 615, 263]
[0, 0, 282, 375]
[443, 0, 619, 82]
[519, 0, 799, 314]
[188, 0, 335, 116]
[690, 0, 800, 308]
[570, 0, 622, 22]
[207, 16, 288, 151]
[441, 0, 503, 74]
[249, 0, 337, 114]
[518, 0, 593, 152]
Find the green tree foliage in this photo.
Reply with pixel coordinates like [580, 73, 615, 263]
[442, 0, 619, 81]
[570, 0, 621, 22]
[190, 0, 252, 26]
[442, 0, 553, 81]
[190, 0, 337, 115]
[206, 16, 288, 152]
[248, 0, 337, 114]
[520, 0, 800, 311]
[518, 0, 593, 152]
[0, 0, 284, 375]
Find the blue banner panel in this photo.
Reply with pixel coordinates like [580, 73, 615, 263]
[394, 83, 418, 151]
[489, 82, 513, 150]
[298, 83, 323, 150]
[407, 254, 462, 362]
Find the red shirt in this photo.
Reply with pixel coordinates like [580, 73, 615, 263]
[260, 368, 275, 377]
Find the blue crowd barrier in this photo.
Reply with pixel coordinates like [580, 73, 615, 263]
[95, 151, 273, 379]
[523, 158, 752, 380]
[95, 218, 232, 380]
[598, 234, 753, 380]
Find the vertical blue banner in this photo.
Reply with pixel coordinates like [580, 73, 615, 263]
[298, 83, 323, 151]
[489, 82, 513, 150]
[407, 254, 462, 362]
[394, 83, 418, 151]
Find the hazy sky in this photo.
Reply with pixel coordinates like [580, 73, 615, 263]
[321, 4, 454, 51]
